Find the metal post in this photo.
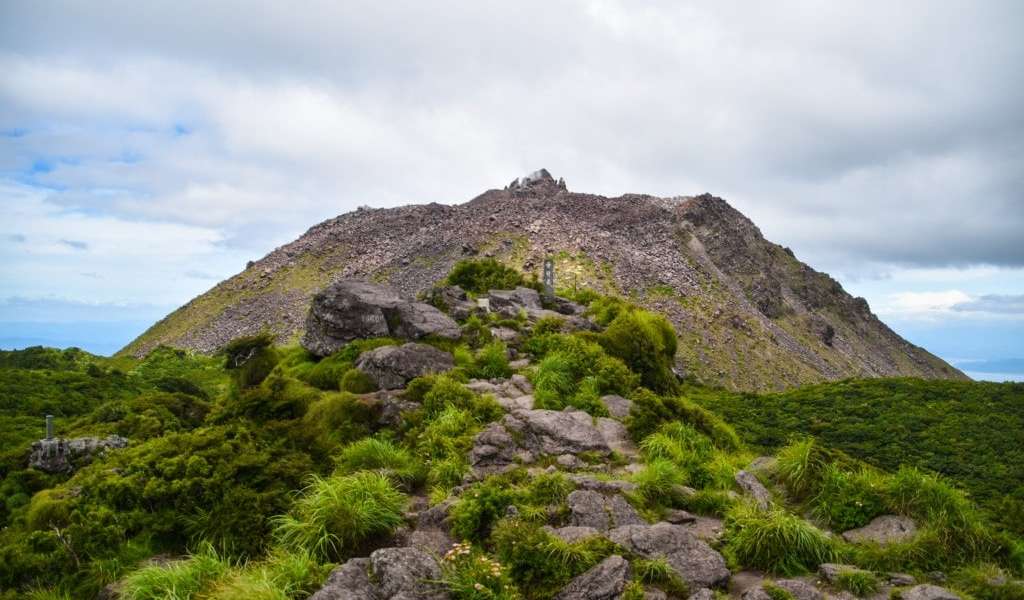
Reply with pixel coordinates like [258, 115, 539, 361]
[543, 258, 555, 298]
[45, 415, 54, 440]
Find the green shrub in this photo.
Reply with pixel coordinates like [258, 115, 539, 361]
[528, 334, 636, 414]
[446, 259, 531, 294]
[679, 489, 738, 517]
[461, 315, 493, 348]
[301, 392, 378, 450]
[440, 542, 521, 600]
[762, 581, 796, 600]
[220, 372, 318, 421]
[634, 459, 686, 505]
[587, 296, 630, 327]
[811, 464, 887, 531]
[469, 341, 512, 380]
[450, 477, 519, 542]
[953, 564, 1024, 600]
[634, 557, 688, 596]
[336, 437, 424, 489]
[491, 518, 618, 599]
[339, 368, 378, 394]
[835, 568, 880, 597]
[421, 375, 502, 423]
[222, 334, 279, 389]
[297, 353, 351, 391]
[202, 548, 327, 600]
[25, 489, 73, 531]
[532, 316, 565, 336]
[775, 438, 829, 499]
[121, 544, 228, 600]
[724, 503, 838, 575]
[273, 472, 406, 560]
[627, 390, 741, 450]
[598, 308, 678, 393]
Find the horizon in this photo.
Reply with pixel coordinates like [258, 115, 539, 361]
[2, 2, 1023, 380]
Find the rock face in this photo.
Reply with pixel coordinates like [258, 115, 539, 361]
[608, 522, 730, 589]
[567, 489, 646, 531]
[301, 280, 460, 357]
[124, 171, 965, 392]
[29, 435, 128, 473]
[469, 408, 614, 476]
[310, 547, 448, 600]
[841, 515, 917, 545]
[734, 470, 771, 509]
[355, 343, 455, 389]
[901, 585, 960, 600]
[554, 554, 630, 600]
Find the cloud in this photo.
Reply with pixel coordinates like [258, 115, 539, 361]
[953, 294, 1024, 315]
[60, 239, 88, 250]
[0, 0, 1021, 323]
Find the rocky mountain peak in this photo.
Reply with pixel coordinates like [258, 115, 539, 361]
[507, 168, 567, 194]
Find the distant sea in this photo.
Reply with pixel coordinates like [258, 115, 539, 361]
[0, 321, 153, 356]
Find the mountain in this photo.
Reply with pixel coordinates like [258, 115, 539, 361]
[122, 169, 962, 391]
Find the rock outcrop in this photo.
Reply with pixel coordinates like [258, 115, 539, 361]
[309, 547, 449, 600]
[355, 343, 455, 390]
[607, 522, 730, 589]
[841, 515, 917, 545]
[901, 585, 961, 600]
[566, 489, 646, 531]
[29, 435, 128, 473]
[554, 554, 630, 600]
[302, 280, 459, 357]
[734, 470, 771, 510]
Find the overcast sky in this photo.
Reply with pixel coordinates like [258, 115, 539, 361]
[1, 1, 1022, 374]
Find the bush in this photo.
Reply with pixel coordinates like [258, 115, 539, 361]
[953, 564, 1024, 600]
[220, 372, 318, 421]
[222, 334, 279, 389]
[774, 438, 829, 500]
[835, 568, 880, 597]
[336, 437, 424, 489]
[421, 375, 502, 423]
[121, 544, 228, 600]
[598, 308, 678, 393]
[469, 341, 512, 380]
[527, 334, 636, 414]
[627, 389, 741, 450]
[273, 472, 406, 560]
[440, 542, 521, 600]
[301, 392, 378, 450]
[201, 548, 327, 600]
[724, 503, 838, 575]
[811, 464, 887, 531]
[634, 459, 686, 506]
[339, 368, 378, 394]
[446, 259, 531, 294]
[633, 557, 688, 596]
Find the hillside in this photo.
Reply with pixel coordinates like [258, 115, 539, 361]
[1, 269, 1020, 600]
[121, 170, 962, 391]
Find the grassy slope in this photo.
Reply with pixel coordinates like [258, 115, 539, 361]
[689, 378, 1024, 515]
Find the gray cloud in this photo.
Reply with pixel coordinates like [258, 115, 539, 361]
[0, 0, 1022, 302]
[954, 294, 1024, 315]
[59, 239, 88, 250]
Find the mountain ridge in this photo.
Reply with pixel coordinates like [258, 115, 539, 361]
[122, 170, 963, 391]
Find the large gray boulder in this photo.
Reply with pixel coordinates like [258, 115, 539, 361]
[488, 287, 542, 314]
[600, 394, 633, 420]
[608, 522, 730, 589]
[309, 547, 448, 600]
[555, 555, 631, 600]
[734, 470, 771, 510]
[842, 515, 917, 545]
[469, 408, 614, 476]
[567, 489, 646, 531]
[303, 280, 460, 357]
[901, 585, 960, 600]
[355, 343, 455, 390]
[29, 435, 128, 473]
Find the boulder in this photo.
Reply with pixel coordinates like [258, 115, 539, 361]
[901, 585, 960, 600]
[29, 435, 128, 473]
[550, 295, 588, 316]
[303, 280, 459, 357]
[689, 589, 715, 600]
[309, 557, 378, 600]
[355, 343, 454, 390]
[841, 515, 917, 545]
[555, 555, 630, 600]
[608, 522, 730, 589]
[568, 475, 637, 494]
[600, 394, 633, 420]
[889, 574, 917, 587]
[488, 287, 543, 313]
[567, 490, 646, 531]
[819, 563, 871, 585]
[371, 547, 448, 599]
[596, 417, 637, 458]
[734, 470, 771, 510]
[428, 285, 478, 320]
[469, 408, 614, 476]
[543, 525, 603, 543]
[742, 580, 823, 600]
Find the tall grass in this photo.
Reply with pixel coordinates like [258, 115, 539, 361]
[201, 549, 326, 600]
[272, 472, 406, 560]
[336, 437, 425, 489]
[120, 544, 229, 600]
[775, 438, 829, 499]
[724, 503, 838, 575]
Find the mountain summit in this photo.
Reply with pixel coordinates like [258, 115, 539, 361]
[123, 170, 962, 391]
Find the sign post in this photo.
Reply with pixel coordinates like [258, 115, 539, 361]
[45, 415, 54, 440]
[542, 258, 555, 298]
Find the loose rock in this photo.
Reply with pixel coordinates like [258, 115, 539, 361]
[608, 522, 730, 589]
[841, 515, 917, 545]
[355, 343, 454, 390]
[901, 585, 960, 600]
[734, 470, 771, 510]
[554, 555, 630, 600]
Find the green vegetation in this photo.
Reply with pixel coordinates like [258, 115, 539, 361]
[1, 275, 1022, 599]
[446, 257, 535, 294]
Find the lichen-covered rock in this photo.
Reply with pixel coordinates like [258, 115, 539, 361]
[841, 515, 917, 545]
[600, 394, 633, 420]
[554, 555, 630, 600]
[355, 343, 454, 390]
[309, 557, 377, 600]
[567, 490, 646, 531]
[901, 585, 960, 600]
[608, 522, 729, 589]
[302, 280, 459, 357]
[29, 435, 128, 473]
[469, 408, 614, 476]
[543, 525, 603, 543]
[371, 547, 448, 599]
[428, 285, 478, 319]
[488, 286, 542, 314]
[734, 470, 771, 509]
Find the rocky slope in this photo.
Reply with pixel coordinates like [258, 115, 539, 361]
[121, 169, 963, 391]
